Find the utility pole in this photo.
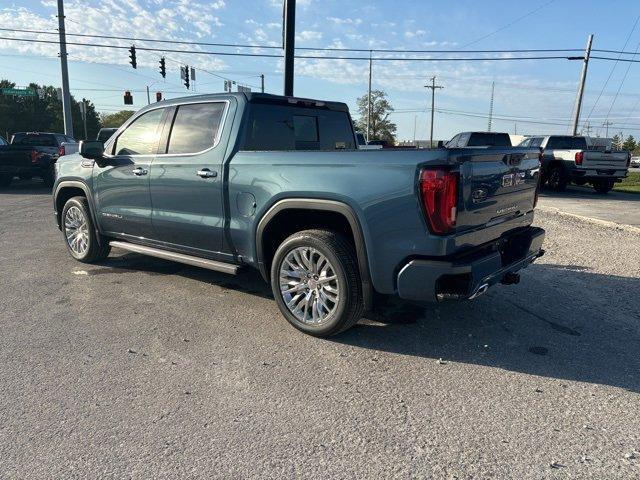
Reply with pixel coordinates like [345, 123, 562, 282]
[602, 120, 613, 138]
[260, 74, 265, 93]
[283, 0, 296, 96]
[487, 81, 495, 132]
[80, 98, 87, 140]
[413, 115, 417, 144]
[571, 34, 594, 136]
[56, 0, 73, 138]
[366, 51, 372, 143]
[425, 76, 443, 148]
[146, 86, 150, 105]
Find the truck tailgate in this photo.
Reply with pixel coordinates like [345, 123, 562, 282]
[452, 148, 540, 231]
[582, 151, 629, 170]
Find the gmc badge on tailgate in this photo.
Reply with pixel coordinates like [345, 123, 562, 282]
[502, 172, 526, 187]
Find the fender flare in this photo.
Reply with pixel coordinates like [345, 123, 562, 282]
[255, 198, 373, 311]
[53, 180, 103, 240]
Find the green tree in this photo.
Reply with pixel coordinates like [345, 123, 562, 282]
[611, 134, 622, 149]
[622, 135, 637, 152]
[99, 110, 135, 128]
[354, 90, 397, 143]
[0, 80, 100, 140]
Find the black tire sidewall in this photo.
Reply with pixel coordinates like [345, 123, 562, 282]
[270, 232, 353, 337]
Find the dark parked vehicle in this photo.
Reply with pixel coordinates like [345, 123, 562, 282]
[446, 132, 512, 148]
[53, 93, 545, 337]
[518, 135, 630, 193]
[0, 132, 77, 187]
[96, 128, 118, 143]
[0, 136, 7, 146]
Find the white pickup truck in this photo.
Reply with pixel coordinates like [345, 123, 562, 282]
[519, 135, 630, 193]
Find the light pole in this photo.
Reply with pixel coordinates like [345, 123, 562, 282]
[56, 0, 73, 137]
[425, 76, 443, 148]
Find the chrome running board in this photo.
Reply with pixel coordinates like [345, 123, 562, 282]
[109, 241, 239, 275]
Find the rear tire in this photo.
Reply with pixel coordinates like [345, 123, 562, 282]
[270, 229, 364, 337]
[61, 196, 111, 263]
[0, 174, 12, 188]
[547, 164, 568, 192]
[593, 179, 614, 194]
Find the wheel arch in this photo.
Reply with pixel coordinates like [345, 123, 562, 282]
[255, 198, 373, 311]
[54, 181, 101, 236]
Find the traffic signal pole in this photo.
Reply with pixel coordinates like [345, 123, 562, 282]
[56, 0, 73, 138]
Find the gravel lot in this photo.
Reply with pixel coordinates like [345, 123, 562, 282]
[1, 180, 639, 479]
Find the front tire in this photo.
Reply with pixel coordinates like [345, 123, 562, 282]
[61, 196, 111, 263]
[270, 229, 364, 337]
[593, 179, 614, 194]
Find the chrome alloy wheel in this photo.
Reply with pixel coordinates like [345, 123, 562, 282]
[279, 246, 340, 325]
[64, 206, 89, 256]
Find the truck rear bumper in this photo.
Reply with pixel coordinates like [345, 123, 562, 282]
[396, 226, 545, 302]
[0, 165, 45, 176]
[570, 169, 627, 181]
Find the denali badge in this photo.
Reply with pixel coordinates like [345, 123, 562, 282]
[496, 204, 518, 215]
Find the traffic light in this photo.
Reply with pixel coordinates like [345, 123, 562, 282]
[129, 45, 137, 69]
[159, 57, 166, 78]
[156, 91, 162, 102]
[124, 91, 133, 105]
[182, 65, 190, 89]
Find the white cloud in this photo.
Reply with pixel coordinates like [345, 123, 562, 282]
[327, 17, 362, 26]
[404, 29, 426, 38]
[296, 30, 323, 42]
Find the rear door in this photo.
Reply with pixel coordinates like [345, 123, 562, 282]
[148, 100, 231, 254]
[94, 107, 166, 239]
[455, 148, 540, 230]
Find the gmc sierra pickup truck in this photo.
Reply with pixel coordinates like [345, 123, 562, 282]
[53, 93, 545, 337]
[518, 135, 630, 193]
[0, 132, 78, 187]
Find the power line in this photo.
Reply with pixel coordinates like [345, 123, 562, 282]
[0, 26, 585, 54]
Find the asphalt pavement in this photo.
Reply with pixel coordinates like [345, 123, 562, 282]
[538, 185, 640, 227]
[1, 180, 639, 479]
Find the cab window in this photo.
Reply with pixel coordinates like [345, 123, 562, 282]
[113, 108, 164, 156]
[166, 102, 226, 154]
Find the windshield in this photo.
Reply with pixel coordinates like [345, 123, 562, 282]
[467, 133, 512, 147]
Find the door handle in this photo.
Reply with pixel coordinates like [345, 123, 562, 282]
[132, 167, 148, 176]
[196, 168, 217, 179]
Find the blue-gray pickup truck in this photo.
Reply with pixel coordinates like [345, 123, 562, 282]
[53, 93, 545, 337]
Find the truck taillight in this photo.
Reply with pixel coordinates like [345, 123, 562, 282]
[419, 169, 458, 235]
[575, 151, 583, 165]
[30, 150, 38, 163]
[58, 145, 66, 157]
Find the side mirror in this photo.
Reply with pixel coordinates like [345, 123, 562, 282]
[80, 140, 104, 160]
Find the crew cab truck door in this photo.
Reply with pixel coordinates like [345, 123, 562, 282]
[149, 100, 231, 254]
[453, 148, 540, 231]
[94, 107, 166, 239]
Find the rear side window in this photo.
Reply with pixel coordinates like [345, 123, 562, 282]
[467, 133, 511, 147]
[546, 136, 587, 149]
[55, 134, 67, 145]
[167, 102, 226, 154]
[13, 134, 56, 146]
[242, 104, 355, 151]
[113, 108, 164, 155]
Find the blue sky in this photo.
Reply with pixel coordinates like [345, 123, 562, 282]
[0, 0, 639, 140]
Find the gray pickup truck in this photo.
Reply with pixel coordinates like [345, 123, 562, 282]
[519, 135, 630, 193]
[53, 93, 545, 337]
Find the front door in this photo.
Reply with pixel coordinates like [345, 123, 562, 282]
[94, 107, 166, 239]
[149, 101, 230, 254]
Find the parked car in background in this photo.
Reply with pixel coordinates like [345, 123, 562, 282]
[96, 128, 118, 143]
[355, 132, 383, 150]
[446, 132, 512, 148]
[519, 135, 630, 193]
[53, 92, 544, 337]
[630, 156, 640, 168]
[0, 132, 78, 187]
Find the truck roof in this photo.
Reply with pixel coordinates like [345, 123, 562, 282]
[152, 92, 350, 113]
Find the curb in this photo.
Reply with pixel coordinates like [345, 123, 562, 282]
[536, 206, 640, 235]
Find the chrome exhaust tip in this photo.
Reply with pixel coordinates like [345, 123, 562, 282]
[468, 283, 490, 300]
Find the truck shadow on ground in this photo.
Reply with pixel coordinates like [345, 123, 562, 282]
[94, 255, 640, 393]
[0, 178, 51, 195]
[338, 263, 640, 394]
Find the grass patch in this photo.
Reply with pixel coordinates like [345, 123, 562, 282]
[615, 171, 640, 194]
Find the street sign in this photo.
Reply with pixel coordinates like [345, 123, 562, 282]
[1, 88, 36, 97]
